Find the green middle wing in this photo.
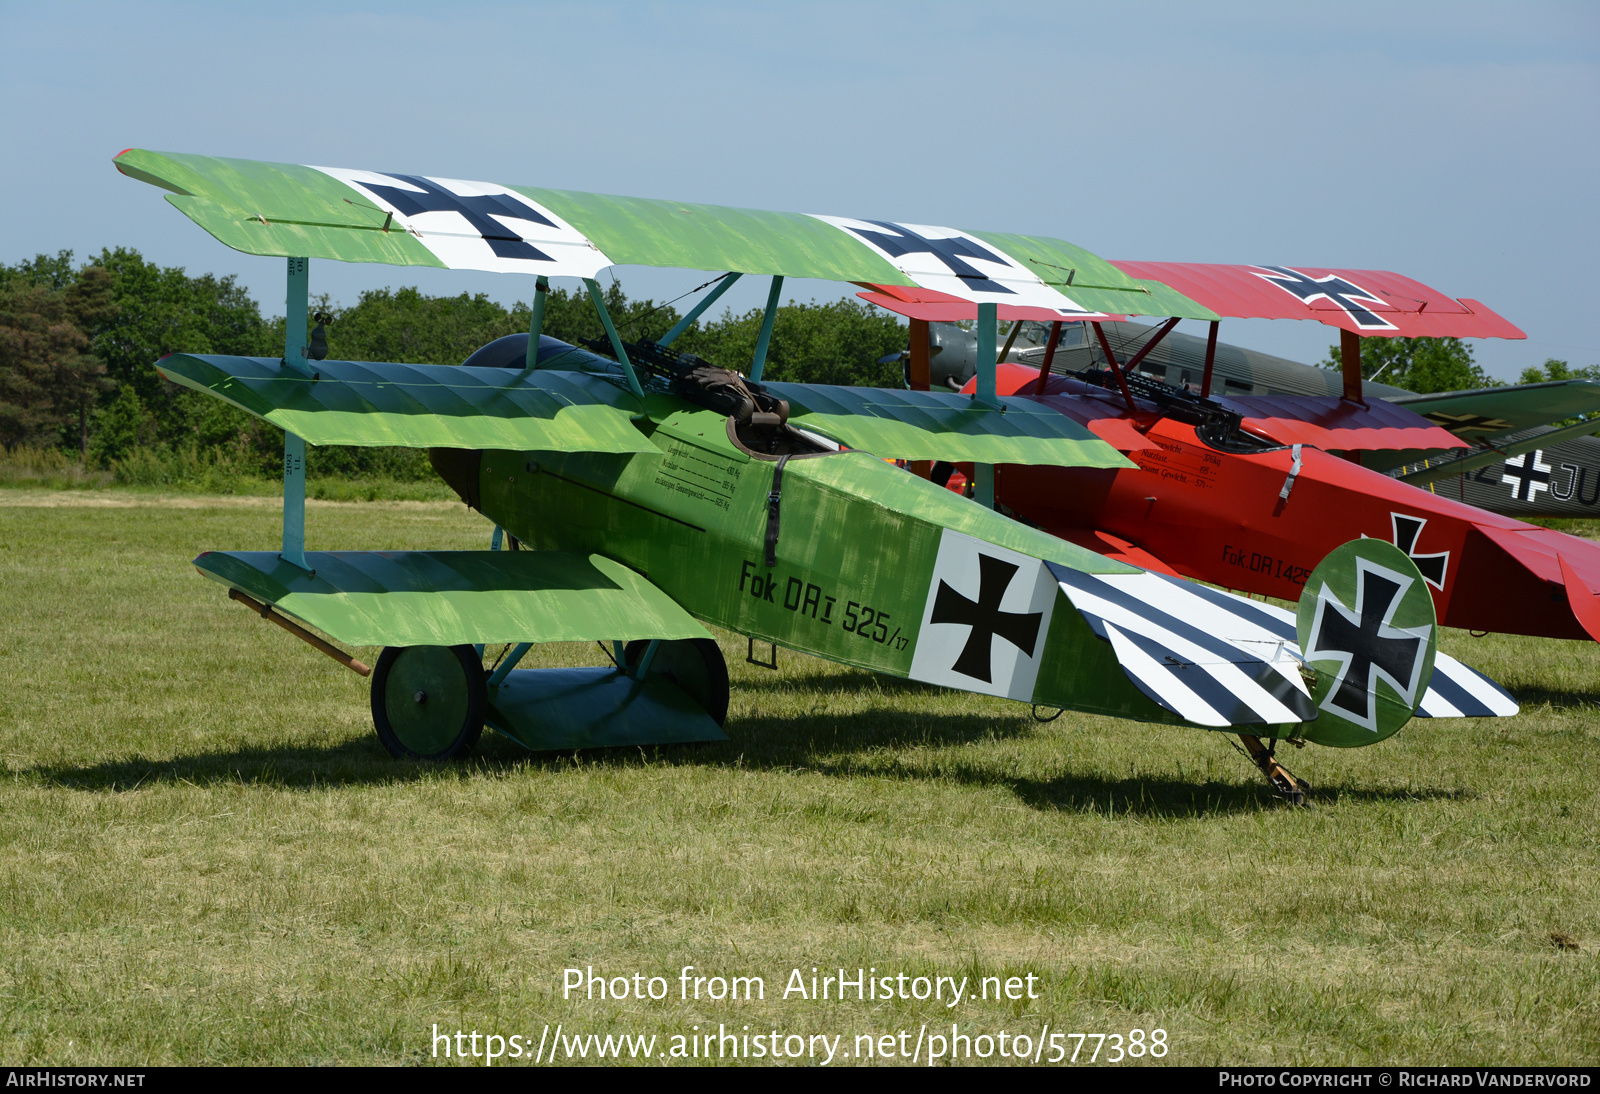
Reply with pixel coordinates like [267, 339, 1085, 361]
[766, 383, 1137, 468]
[156, 354, 653, 452]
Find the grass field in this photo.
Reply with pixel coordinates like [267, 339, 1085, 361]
[1, 489, 1596, 1066]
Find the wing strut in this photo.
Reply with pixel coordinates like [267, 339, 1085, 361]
[523, 275, 549, 370]
[1340, 328, 1365, 405]
[584, 278, 646, 397]
[1123, 316, 1181, 374]
[659, 273, 742, 348]
[1200, 319, 1219, 397]
[974, 302, 998, 508]
[1033, 321, 1064, 396]
[908, 317, 933, 480]
[228, 588, 371, 676]
[749, 275, 784, 382]
[282, 256, 312, 571]
[1090, 321, 1139, 413]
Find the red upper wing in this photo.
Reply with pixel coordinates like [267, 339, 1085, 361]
[1108, 262, 1525, 339]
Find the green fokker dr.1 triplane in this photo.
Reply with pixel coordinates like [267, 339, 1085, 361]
[115, 150, 1517, 803]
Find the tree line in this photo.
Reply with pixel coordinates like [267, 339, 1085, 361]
[1317, 333, 1588, 394]
[4, 248, 1587, 484]
[0, 249, 908, 480]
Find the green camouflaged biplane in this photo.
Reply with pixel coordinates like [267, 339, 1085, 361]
[118, 149, 1455, 801]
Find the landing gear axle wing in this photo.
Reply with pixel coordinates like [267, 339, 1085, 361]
[193, 549, 711, 648]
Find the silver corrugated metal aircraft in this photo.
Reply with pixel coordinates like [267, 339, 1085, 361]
[911, 319, 1600, 520]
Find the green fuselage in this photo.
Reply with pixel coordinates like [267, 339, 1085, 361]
[451, 388, 1182, 727]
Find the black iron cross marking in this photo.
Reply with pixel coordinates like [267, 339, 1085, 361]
[358, 174, 559, 262]
[844, 221, 1017, 295]
[930, 553, 1043, 682]
[1391, 513, 1449, 590]
[1502, 451, 1551, 500]
[1312, 566, 1426, 728]
[1251, 266, 1395, 330]
[1425, 410, 1513, 435]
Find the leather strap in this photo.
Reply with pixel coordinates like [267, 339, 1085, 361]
[765, 454, 791, 568]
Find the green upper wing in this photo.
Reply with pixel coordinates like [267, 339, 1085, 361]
[157, 354, 653, 452]
[765, 383, 1138, 468]
[115, 149, 1216, 320]
[967, 231, 1215, 320]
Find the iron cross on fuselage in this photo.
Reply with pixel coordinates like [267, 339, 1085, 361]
[845, 222, 1017, 296]
[1311, 566, 1426, 729]
[930, 553, 1044, 682]
[360, 174, 559, 261]
[1501, 451, 1552, 501]
[1390, 514, 1448, 590]
[1252, 266, 1395, 330]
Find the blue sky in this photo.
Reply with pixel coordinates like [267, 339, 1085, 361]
[2, 0, 1595, 377]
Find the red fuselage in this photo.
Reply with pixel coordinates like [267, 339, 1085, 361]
[969, 370, 1600, 643]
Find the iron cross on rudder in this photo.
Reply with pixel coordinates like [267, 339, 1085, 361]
[1306, 564, 1428, 730]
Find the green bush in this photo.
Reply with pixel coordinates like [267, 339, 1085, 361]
[109, 444, 269, 493]
[0, 444, 113, 489]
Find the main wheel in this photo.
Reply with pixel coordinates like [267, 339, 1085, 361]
[371, 644, 487, 760]
[622, 638, 730, 726]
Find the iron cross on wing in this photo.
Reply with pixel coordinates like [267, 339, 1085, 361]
[1251, 266, 1397, 330]
[842, 221, 1019, 296]
[357, 174, 560, 261]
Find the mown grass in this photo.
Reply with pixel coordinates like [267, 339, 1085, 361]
[0, 489, 1596, 1066]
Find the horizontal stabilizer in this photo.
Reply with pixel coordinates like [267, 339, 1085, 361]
[766, 382, 1137, 469]
[1412, 654, 1520, 719]
[157, 353, 654, 452]
[1205, 588, 1517, 719]
[1049, 565, 1316, 728]
[1052, 564, 1515, 726]
[194, 550, 710, 647]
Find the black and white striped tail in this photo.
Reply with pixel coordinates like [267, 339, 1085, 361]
[1049, 565, 1316, 727]
[1196, 590, 1517, 719]
[1051, 566, 1517, 726]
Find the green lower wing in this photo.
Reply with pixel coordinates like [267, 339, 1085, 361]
[195, 550, 711, 647]
[157, 354, 653, 452]
[767, 383, 1137, 468]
